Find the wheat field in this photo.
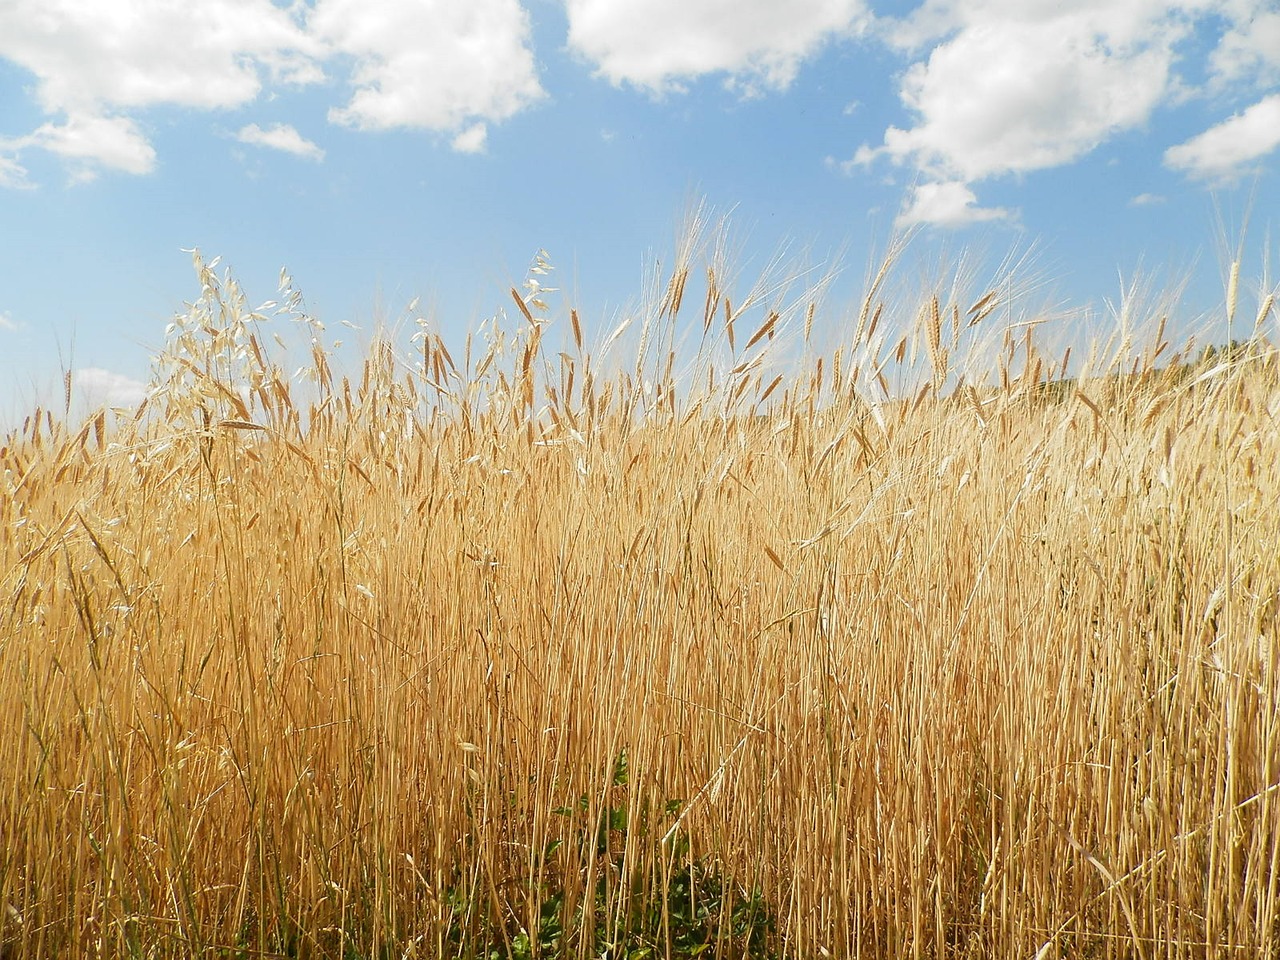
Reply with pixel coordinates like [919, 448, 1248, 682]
[1, 228, 1278, 959]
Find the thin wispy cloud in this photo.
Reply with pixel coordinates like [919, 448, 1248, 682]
[0, 155, 32, 189]
[236, 123, 325, 161]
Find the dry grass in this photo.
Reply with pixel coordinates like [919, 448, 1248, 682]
[1, 229, 1278, 959]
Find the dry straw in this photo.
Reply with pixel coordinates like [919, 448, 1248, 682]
[1, 220, 1278, 959]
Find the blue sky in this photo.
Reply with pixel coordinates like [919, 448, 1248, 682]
[2, 0, 1278, 421]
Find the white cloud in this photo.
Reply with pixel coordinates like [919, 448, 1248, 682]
[0, 311, 19, 332]
[73, 368, 148, 409]
[1208, 3, 1280, 89]
[1129, 192, 1167, 206]
[0, 155, 31, 189]
[1164, 93, 1280, 180]
[860, 1, 1188, 184]
[311, 0, 544, 134]
[0, 0, 546, 182]
[236, 123, 325, 161]
[7, 114, 156, 175]
[450, 123, 488, 154]
[896, 180, 1015, 228]
[0, 0, 321, 180]
[564, 0, 867, 94]
[0, 0, 320, 115]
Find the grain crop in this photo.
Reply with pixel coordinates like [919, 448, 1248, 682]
[1, 226, 1278, 959]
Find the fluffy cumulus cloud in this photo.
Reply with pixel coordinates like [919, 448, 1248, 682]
[0, 0, 320, 116]
[450, 123, 490, 155]
[843, 0, 1280, 225]
[310, 0, 544, 134]
[1207, 1, 1280, 89]
[881, 11, 1178, 181]
[0, 0, 320, 179]
[565, 0, 867, 94]
[0, 0, 541, 182]
[3, 0, 1277, 206]
[237, 123, 325, 161]
[896, 180, 1013, 228]
[849, 0, 1194, 224]
[1164, 94, 1280, 181]
[8, 115, 157, 179]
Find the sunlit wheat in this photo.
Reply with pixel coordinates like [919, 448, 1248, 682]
[1, 222, 1277, 959]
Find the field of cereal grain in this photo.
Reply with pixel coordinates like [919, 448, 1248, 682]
[2, 228, 1278, 959]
